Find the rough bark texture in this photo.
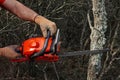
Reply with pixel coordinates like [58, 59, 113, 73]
[87, 0, 107, 80]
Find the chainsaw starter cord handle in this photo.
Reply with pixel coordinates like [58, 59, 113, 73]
[30, 29, 51, 59]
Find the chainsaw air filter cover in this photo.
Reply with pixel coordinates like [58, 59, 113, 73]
[21, 37, 53, 57]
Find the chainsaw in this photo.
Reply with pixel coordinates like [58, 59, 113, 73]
[11, 29, 110, 62]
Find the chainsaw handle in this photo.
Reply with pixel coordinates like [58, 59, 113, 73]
[50, 29, 60, 54]
[30, 29, 51, 59]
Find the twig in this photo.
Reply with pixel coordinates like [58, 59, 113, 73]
[52, 62, 60, 80]
[87, 12, 93, 29]
[98, 48, 120, 80]
[0, 28, 19, 34]
[35, 64, 48, 80]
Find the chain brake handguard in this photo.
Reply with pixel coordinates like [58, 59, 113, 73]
[11, 29, 60, 62]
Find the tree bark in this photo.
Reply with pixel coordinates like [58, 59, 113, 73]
[87, 0, 107, 80]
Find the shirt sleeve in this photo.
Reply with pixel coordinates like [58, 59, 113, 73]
[0, 0, 5, 5]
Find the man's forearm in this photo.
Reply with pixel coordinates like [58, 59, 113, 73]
[2, 0, 38, 22]
[1, 0, 57, 37]
[0, 48, 3, 56]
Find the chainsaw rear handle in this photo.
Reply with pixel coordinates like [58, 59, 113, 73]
[30, 29, 51, 59]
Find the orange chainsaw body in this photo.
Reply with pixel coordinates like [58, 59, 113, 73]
[12, 29, 60, 62]
[11, 37, 59, 62]
[21, 37, 52, 57]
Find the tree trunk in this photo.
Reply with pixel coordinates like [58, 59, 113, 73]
[87, 0, 107, 80]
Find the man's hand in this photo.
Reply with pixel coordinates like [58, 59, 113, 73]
[34, 15, 57, 37]
[0, 45, 21, 59]
[2, 0, 57, 37]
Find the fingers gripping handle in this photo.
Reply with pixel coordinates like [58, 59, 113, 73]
[46, 29, 51, 38]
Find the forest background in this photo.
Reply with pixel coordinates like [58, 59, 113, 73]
[0, 0, 120, 80]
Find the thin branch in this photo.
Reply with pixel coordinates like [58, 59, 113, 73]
[52, 62, 60, 80]
[35, 64, 48, 80]
[98, 48, 120, 79]
[87, 12, 93, 29]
